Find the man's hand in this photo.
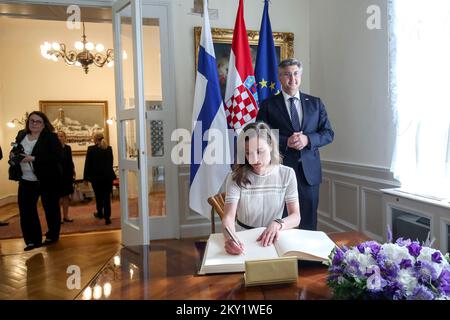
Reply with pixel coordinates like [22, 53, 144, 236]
[287, 131, 309, 150]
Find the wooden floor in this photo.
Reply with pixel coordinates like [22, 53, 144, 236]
[0, 203, 19, 222]
[0, 230, 121, 300]
[0, 194, 165, 300]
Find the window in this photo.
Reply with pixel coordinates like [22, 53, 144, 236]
[389, 0, 450, 200]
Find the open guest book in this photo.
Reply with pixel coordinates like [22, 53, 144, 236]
[198, 227, 336, 274]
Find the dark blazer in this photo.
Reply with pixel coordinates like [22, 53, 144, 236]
[15, 130, 64, 185]
[62, 145, 75, 180]
[83, 145, 116, 182]
[256, 91, 334, 186]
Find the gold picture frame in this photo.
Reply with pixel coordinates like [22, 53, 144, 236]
[194, 27, 294, 98]
[39, 100, 109, 155]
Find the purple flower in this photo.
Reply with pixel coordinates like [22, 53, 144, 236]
[387, 225, 393, 243]
[377, 258, 399, 279]
[346, 259, 362, 277]
[357, 243, 365, 254]
[407, 242, 422, 257]
[411, 285, 435, 300]
[329, 265, 345, 275]
[400, 259, 412, 269]
[415, 261, 438, 282]
[438, 268, 450, 295]
[431, 252, 443, 264]
[383, 281, 404, 300]
[327, 234, 450, 300]
[395, 237, 411, 247]
[332, 247, 345, 265]
[368, 241, 381, 255]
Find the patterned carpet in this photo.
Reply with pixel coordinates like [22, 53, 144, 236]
[0, 199, 121, 240]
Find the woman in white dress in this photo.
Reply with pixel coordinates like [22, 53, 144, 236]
[222, 122, 301, 255]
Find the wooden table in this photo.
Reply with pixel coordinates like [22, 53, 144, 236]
[78, 231, 369, 300]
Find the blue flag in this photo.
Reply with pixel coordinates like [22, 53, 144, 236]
[255, 0, 280, 102]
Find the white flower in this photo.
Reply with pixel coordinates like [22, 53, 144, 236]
[397, 269, 418, 296]
[344, 248, 376, 275]
[380, 243, 413, 265]
[417, 246, 446, 275]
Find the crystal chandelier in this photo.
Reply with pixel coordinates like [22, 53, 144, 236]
[40, 22, 114, 74]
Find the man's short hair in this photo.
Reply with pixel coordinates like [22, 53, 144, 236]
[278, 58, 303, 74]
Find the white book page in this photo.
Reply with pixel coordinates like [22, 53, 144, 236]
[274, 229, 336, 261]
[203, 227, 278, 268]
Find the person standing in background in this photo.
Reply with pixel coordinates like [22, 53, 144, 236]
[12, 111, 63, 250]
[256, 58, 334, 231]
[57, 131, 75, 224]
[0, 145, 9, 226]
[83, 132, 116, 225]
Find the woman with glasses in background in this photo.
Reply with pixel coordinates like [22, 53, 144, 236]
[11, 111, 64, 251]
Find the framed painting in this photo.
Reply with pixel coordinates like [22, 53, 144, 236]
[39, 100, 109, 155]
[194, 27, 294, 99]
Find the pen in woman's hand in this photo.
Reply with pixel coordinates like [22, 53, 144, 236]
[225, 226, 244, 252]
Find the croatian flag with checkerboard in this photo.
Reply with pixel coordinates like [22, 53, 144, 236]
[224, 0, 259, 131]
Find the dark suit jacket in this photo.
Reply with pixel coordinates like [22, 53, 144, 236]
[83, 145, 116, 183]
[62, 145, 75, 180]
[256, 91, 334, 186]
[15, 130, 64, 185]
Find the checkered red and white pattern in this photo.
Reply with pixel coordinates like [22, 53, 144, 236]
[225, 84, 258, 129]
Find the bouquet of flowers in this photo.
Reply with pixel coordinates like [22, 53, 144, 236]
[327, 234, 450, 300]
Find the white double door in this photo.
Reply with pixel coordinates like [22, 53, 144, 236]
[112, 0, 178, 245]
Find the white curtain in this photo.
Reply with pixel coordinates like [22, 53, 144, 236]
[389, 0, 450, 200]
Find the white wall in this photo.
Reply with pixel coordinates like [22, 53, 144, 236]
[309, 0, 393, 169]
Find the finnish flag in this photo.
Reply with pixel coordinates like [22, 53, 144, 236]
[189, 0, 231, 219]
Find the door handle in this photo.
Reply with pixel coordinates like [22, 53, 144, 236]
[137, 148, 140, 170]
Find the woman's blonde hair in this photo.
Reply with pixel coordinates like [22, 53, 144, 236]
[232, 122, 281, 187]
[93, 132, 108, 150]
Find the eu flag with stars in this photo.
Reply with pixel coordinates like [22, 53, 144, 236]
[255, 0, 280, 102]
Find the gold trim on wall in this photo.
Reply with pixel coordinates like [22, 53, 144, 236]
[194, 26, 294, 74]
[39, 100, 109, 156]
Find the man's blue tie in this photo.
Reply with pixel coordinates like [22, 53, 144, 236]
[289, 97, 301, 132]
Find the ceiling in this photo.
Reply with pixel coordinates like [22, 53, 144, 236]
[0, 2, 158, 25]
[0, 3, 112, 23]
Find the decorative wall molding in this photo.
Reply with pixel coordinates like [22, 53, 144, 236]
[361, 187, 384, 242]
[332, 180, 359, 230]
[319, 161, 399, 240]
[322, 160, 400, 187]
[318, 177, 331, 218]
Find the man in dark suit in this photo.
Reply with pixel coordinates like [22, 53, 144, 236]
[256, 58, 334, 230]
